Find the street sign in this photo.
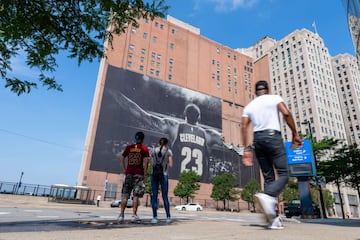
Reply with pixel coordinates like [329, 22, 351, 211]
[285, 139, 316, 177]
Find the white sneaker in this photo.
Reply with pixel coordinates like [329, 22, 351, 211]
[151, 217, 158, 224]
[131, 215, 141, 223]
[166, 217, 172, 224]
[117, 214, 124, 223]
[254, 193, 277, 223]
[268, 216, 284, 230]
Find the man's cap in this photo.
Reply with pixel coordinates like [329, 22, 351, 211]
[255, 80, 269, 91]
[134, 131, 145, 143]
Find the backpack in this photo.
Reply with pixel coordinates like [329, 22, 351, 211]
[152, 149, 167, 181]
[152, 162, 164, 181]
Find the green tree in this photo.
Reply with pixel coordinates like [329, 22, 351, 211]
[322, 188, 335, 214]
[0, 0, 169, 95]
[173, 170, 200, 203]
[282, 180, 299, 202]
[311, 137, 341, 165]
[318, 145, 349, 219]
[211, 172, 239, 210]
[240, 179, 261, 212]
[343, 144, 360, 199]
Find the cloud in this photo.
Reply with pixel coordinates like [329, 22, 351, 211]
[205, 0, 259, 12]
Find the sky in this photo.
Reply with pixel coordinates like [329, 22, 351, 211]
[0, 0, 355, 187]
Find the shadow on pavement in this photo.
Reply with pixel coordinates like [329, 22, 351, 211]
[0, 219, 183, 233]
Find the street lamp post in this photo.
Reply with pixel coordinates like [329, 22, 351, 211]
[301, 120, 327, 219]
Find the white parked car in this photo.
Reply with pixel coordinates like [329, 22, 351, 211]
[174, 203, 203, 211]
[110, 196, 134, 208]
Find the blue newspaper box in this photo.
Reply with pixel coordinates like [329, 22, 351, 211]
[285, 139, 316, 177]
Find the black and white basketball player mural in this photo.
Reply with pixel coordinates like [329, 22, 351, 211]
[90, 65, 242, 183]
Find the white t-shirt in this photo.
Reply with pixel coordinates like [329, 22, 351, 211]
[242, 94, 284, 132]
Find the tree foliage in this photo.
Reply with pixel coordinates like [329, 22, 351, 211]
[318, 143, 360, 199]
[240, 179, 261, 212]
[282, 180, 299, 202]
[0, 0, 169, 95]
[282, 180, 335, 212]
[211, 172, 239, 210]
[173, 170, 200, 203]
[321, 188, 335, 212]
[343, 144, 360, 197]
[311, 137, 341, 163]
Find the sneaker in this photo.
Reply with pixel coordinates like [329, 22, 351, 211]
[151, 217, 158, 224]
[166, 217, 172, 224]
[254, 193, 277, 223]
[268, 216, 284, 230]
[131, 215, 141, 223]
[117, 214, 124, 223]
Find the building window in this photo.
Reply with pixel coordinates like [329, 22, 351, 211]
[141, 48, 146, 55]
[131, 28, 136, 34]
[129, 44, 135, 51]
[139, 65, 144, 71]
[169, 58, 174, 64]
[168, 74, 172, 80]
[170, 43, 175, 49]
[143, 33, 148, 39]
[153, 36, 158, 43]
[127, 61, 132, 67]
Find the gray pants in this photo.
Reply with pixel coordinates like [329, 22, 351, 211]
[253, 130, 289, 197]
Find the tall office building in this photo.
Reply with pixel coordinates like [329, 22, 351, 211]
[332, 54, 360, 145]
[77, 15, 261, 207]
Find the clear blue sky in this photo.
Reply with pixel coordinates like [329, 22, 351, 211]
[0, 0, 354, 186]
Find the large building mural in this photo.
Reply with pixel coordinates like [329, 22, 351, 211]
[89, 65, 246, 184]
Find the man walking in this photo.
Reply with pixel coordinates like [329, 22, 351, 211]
[241, 80, 303, 229]
[118, 131, 149, 223]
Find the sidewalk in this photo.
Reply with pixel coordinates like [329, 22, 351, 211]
[1, 195, 359, 240]
[1, 217, 360, 240]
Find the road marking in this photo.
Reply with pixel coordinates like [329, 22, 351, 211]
[0, 212, 10, 215]
[99, 215, 117, 219]
[37, 216, 59, 218]
[24, 210, 42, 212]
